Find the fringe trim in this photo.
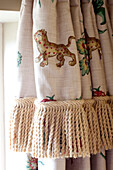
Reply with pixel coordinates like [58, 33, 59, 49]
[9, 96, 113, 158]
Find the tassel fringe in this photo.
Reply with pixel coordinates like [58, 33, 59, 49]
[9, 96, 113, 159]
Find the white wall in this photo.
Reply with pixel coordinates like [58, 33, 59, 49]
[4, 23, 18, 101]
[0, 23, 5, 170]
[0, 11, 19, 23]
[4, 23, 27, 170]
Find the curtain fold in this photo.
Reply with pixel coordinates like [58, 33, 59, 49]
[66, 157, 91, 170]
[10, 0, 113, 169]
[107, 0, 113, 31]
[16, 0, 36, 98]
[91, 152, 106, 170]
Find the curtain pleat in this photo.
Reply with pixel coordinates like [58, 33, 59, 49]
[16, 0, 36, 98]
[12, 0, 113, 169]
[107, 0, 113, 31]
[70, 0, 92, 99]
[91, 152, 106, 170]
[93, 0, 113, 95]
[33, 0, 81, 102]
[106, 149, 113, 170]
[66, 157, 91, 170]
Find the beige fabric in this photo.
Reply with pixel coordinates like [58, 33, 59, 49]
[94, 0, 113, 95]
[91, 152, 106, 170]
[33, 0, 81, 101]
[10, 0, 113, 170]
[107, 0, 113, 31]
[106, 149, 113, 170]
[68, 0, 113, 169]
[69, 1, 92, 169]
[82, 1, 107, 93]
[66, 157, 91, 170]
[16, 0, 36, 98]
[9, 96, 113, 158]
[70, 0, 92, 99]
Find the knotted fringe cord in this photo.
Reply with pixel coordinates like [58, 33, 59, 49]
[108, 96, 113, 142]
[9, 98, 35, 152]
[83, 99, 101, 154]
[108, 96, 113, 117]
[9, 96, 113, 158]
[32, 100, 90, 158]
[94, 96, 113, 150]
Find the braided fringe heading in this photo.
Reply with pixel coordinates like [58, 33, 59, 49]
[9, 96, 113, 159]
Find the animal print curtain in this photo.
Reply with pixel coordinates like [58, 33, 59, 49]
[13, 0, 113, 169]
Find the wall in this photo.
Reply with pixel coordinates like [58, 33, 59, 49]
[0, 23, 5, 170]
[3, 22, 26, 170]
[0, 0, 21, 11]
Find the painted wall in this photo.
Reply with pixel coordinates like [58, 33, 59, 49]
[0, 0, 21, 11]
[3, 22, 26, 170]
[0, 23, 5, 170]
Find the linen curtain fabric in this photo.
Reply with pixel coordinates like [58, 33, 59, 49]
[9, 0, 113, 169]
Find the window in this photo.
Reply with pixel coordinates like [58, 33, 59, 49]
[0, 11, 27, 170]
[0, 22, 5, 170]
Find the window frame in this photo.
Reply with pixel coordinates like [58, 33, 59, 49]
[0, 23, 6, 170]
[0, 11, 19, 170]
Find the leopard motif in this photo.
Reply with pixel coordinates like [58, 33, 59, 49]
[85, 29, 102, 59]
[34, 29, 76, 67]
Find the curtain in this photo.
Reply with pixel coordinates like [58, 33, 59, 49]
[9, 0, 113, 170]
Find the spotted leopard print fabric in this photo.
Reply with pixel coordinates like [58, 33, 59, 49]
[13, 0, 113, 170]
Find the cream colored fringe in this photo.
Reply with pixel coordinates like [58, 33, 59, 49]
[9, 96, 113, 159]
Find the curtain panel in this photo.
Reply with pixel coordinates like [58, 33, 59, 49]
[9, 0, 113, 169]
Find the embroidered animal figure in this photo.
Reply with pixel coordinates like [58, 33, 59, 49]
[85, 29, 102, 59]
[34, 29, 76, 67]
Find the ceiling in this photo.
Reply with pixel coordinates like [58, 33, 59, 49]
[0, 0, 21, 11]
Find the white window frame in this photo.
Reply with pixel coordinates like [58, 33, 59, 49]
[0, 11, 19, 170]
[0, 23, 6, 170]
